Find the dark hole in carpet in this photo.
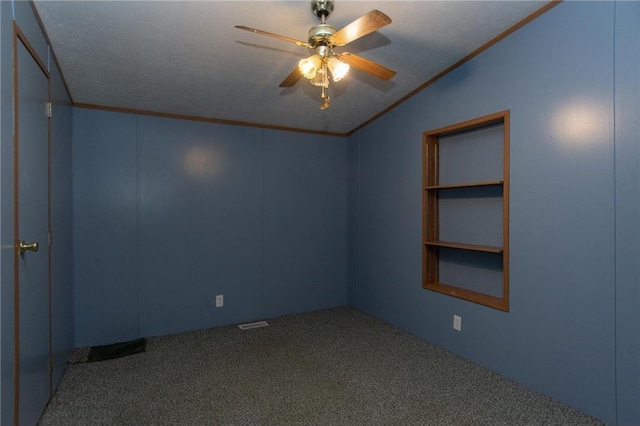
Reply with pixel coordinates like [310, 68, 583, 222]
[88, 338, 147, 362]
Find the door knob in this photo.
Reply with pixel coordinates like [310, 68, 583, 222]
[19, 241, 39, 255]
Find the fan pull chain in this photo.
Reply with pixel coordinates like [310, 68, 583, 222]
[320, 86, 330, 110]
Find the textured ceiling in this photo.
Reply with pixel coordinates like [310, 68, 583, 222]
[33, 1, 549, 134]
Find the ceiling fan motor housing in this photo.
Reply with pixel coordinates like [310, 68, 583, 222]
[311, 0, 334, 19]
[308, 24, 336, 49]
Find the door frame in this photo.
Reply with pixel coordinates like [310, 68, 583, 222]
[12, 21, 52, 426]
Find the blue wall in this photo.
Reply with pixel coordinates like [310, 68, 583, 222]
[0, 1, 74, 425]
[72, 110, 347, 346]
[348, 2, 639, 424]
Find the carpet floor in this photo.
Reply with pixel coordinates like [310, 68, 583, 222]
[39, 307, 602, 425]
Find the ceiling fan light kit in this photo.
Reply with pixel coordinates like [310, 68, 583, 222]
[236, 0, 396, 110]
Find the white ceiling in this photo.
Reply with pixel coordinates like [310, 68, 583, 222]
[33, 1, 549, 135]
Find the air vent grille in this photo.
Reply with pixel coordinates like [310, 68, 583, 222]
[238, 321, 269, 330]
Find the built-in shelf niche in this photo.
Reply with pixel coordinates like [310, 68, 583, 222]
[422, 111, 509, 311]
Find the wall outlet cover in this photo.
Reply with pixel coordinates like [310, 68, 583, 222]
[216, 295, 224, 308]
[453, 315, 462, 331]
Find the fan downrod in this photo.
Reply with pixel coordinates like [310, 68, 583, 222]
[311, 0, 334, 20]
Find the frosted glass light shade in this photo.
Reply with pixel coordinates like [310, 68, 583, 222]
[298, 55, 322, 80]
[328, 57, 349, 82]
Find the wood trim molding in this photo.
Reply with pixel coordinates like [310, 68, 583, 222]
[73, 103, 348, 138]
[29, 0, 74, 103]
[423, 110, 508, 138]
[502, 111, 511, 310]
[13, 22, 49, 79]
[346, 1, 562, 136]
[12, 21, 21, 426]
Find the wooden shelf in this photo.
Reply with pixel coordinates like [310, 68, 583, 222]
[424, 240, 503, 253]
[425, 180, 503, 190]
[422, 110, 509, 311]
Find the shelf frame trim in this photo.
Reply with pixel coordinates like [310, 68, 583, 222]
[422, 110, 510, 311]
[424, 240, 503, 253]
[425, 180, 504, 190]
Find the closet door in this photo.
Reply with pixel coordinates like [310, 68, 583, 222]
[15, 26, 51, 426]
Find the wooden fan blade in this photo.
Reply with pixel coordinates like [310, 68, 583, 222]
[339, 53, 396, 80]
[331, 10, 392, 47]
[279, 67, 303, 87]
[235, 26, 310, 48]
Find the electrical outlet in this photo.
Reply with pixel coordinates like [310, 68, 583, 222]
[453, 315, 462, 331]
[215, 294, 224, 308]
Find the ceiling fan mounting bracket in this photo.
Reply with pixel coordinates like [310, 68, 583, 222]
[311, 0, 334, 20]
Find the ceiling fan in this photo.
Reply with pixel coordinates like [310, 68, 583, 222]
[236, 0, 396, 110]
